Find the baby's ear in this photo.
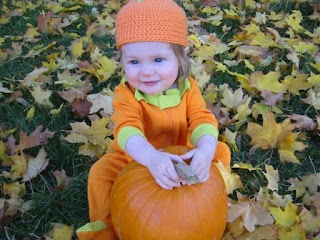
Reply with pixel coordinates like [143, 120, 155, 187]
[184, 46, 190, 54]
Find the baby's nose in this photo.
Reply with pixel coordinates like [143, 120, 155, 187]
[141, 64, 154, 76]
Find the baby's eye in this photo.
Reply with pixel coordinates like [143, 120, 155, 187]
[130, 60, 139, 64]
[154, 58, 164, 63]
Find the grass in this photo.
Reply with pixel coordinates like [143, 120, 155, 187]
[1, 0, 320, 239]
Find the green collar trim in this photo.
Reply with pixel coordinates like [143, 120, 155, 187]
[121, 77, 191, 110]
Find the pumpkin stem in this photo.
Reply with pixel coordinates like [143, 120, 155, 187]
[174, 161, 200, 185]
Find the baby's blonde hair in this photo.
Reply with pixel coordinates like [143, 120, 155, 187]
[170, 44, 191, 82]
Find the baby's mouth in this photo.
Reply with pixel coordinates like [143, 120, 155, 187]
[143, 81, 159, 86]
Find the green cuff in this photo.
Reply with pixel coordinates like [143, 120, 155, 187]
[118, 126, 145, 151]
[76, 220, 107, 233]
[191, 124, 218, 146]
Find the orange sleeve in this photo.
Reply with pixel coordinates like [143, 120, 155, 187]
[186, 77, 218, 141]
[111, 83, 145, 150]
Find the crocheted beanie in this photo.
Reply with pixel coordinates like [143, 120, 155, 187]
[115, 0, 188, 49]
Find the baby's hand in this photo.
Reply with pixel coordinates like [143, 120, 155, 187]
[180, 146, 215, 183]
[146, 150, 183, 190]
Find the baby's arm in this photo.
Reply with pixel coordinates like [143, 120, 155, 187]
[125, 135, 182, 190]
[181, 135, 217, 183]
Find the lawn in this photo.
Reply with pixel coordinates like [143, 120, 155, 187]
[0, 0, 320, 239]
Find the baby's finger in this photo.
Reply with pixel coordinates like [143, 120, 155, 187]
[168, 153, 183, 163]
[198, 170, 210, 183]
[180, 149, 196, 160]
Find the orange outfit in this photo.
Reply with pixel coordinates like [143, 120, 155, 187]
[76, 77, 231, 240]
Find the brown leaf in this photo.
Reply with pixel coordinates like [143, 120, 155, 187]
[287, 114, 317, 130]
[261, 90, 284, 107]
[57, 81, 92, 103]
[15, 125, 54, 152]
[228, 199, 274, 232]
[52, 170, 71, 190]
[67, 98, 92, 118]
[0, 201, 12, 227]
[37, 11, 54, 33]
[206, 102, 233, 127]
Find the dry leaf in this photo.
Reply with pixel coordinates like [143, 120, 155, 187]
[228, 199, 274, 232]
[22, 147, 49, 182]
[15, 125, 54, 152]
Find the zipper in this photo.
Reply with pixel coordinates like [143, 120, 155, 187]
[167, 108, 173, 145]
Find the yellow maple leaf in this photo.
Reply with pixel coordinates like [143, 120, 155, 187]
[46, 223, 73, 240]
[283, 73, 313, 95]
[3, 182, 26, 198]
[10, 154, 28, 180]
[249, 71, 287, 93]
[285, 10, 304, 33]
[191, 45, 214, 59]
[247, 112, 291, 149]
[55, 70, 85, 89]
[95, 56, 117, 83]
[221, 128, 239, 152]
[24, 27, 41, 42]
[214, 161, 243, 194]
[70, 39, 84, 59]
[293, 41, 319, 54]
[278, 224, 306, 240]
[251, 103, 283, 119]
[249, 32, 278, 48]
[0, 15, 10, 25]
[64, 118, 113, 157]
[269, 201, 300, 229]
[243, 23, 260, 34]
[42, 59, 59, 72]
[278, 132, 307, 164]
[307, 72, 320, 85]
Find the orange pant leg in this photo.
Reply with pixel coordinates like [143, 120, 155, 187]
[213, 141, 231, 166]
[86, 151, 129, 240]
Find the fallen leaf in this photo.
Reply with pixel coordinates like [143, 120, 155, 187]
[22, 147, 49, 182]
[214, 161, 243, 194]
[52, 170, 71, 190]
[15, 125, 54, 152]
[87, 93, 113, 115]
[228, 199, 274, 232]
[232, 163, 261, 172]
[287, 114, 317, 130]
[3, 182, 26, 198]
[263, 164, 279, 192]
[67, 98, 93, 118]
[269, 201, 300, 229]
[278, 224, 306, 240]
[249, 71, 287, 93]
[30, 86, 54, 108]
[45, 223, 74, 240]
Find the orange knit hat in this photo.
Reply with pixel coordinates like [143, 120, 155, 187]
[115, 0, 188, 49]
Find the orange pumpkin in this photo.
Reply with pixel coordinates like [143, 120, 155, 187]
[110, 145, 228, 240]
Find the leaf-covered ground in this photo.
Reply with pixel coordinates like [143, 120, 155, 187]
[0, 0, 320, 239]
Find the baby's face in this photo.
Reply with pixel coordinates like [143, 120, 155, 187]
[121, 42, 179, 95]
